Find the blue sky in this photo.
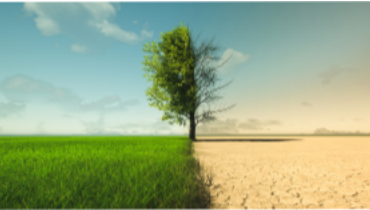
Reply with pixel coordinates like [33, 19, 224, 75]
[1, 2, 370, 135]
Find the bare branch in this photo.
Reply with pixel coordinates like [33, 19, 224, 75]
[215, 53, 233, 69]
[198, 94, 223, 107]
[205, 78, 233, 96]
[196, 65, 220, 95]
[193, 35, 223, 66]
[195, 103, 236, 126]
[195, 52, 229, 91]
[195, 77, 233, 110]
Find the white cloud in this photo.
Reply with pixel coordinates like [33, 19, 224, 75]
[141, 28, 154, 39]
[23, 1, 60, 36]
[238, 119, 281, 131]
[196, 117, 281, 135]
[0, 102, 25, 119]
[197, 118, 239, 134]
[91, 20, 142, 44]
[54, 43, 59, 48]
[116, 119, 174, 134]
[80, 3, 116, 21]
[314, 127, 367, 134]
[82, 116, 105, 135]
[23, 3, 153, 53]
[0, 74, 81, 104]
[141, 22, 153, 39]
[35, 17, 60, 36]
[70, 44, 88, 54]
[80, 95, 139, 114]
[216, 48, 250, 75]
[0, 75, 139, 115]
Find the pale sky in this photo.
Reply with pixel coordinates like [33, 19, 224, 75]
[1, 2, 370, 135]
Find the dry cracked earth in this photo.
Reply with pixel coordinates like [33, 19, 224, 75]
[192, 136, 370, 209]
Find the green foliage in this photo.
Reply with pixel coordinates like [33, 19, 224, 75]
[142, 23, 197, 126]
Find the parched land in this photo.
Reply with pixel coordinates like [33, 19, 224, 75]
[193, 136, 370, 209]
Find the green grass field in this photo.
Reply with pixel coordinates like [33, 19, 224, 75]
[0, 136, 211, 208]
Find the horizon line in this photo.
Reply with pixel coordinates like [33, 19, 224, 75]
[1, 133, 370, 137]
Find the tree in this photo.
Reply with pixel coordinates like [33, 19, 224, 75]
[141, 23, 236, 141]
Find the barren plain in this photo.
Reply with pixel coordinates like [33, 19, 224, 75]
[192, 136, 370, 209]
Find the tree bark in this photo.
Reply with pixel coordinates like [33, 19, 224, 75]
[189, 111, 196, 141]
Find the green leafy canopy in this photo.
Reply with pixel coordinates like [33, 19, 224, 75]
[141, 23, 197, 126]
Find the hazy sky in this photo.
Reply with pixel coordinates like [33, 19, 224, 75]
[1, 2, 370, 135]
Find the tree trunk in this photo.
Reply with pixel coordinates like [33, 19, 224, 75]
[188, 33, 197, 141]
[189, 111, 196, 141]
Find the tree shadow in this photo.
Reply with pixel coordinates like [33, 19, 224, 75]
[194, 138, 302, 142]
